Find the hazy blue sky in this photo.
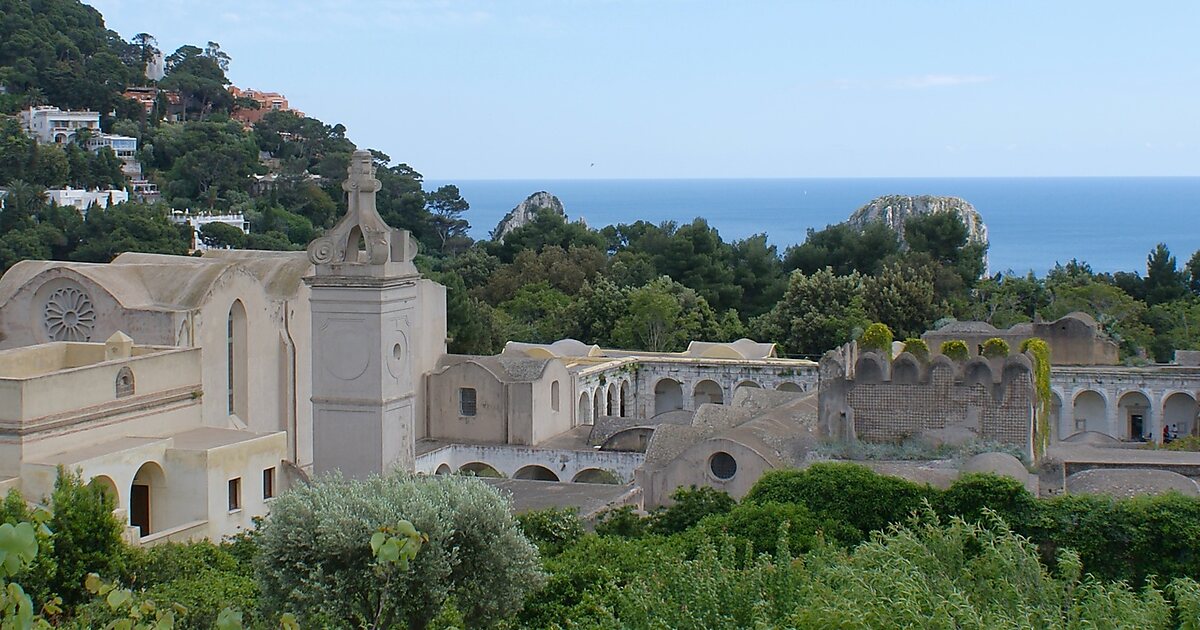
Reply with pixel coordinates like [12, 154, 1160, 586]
[90, 0, 1199, 180]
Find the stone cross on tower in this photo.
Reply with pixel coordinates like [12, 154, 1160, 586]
[306, 150, 418, 274]
[304, 149, 432, 478]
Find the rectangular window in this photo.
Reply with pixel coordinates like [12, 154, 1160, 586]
[459, 387, 477, 417]
[228, 477, 241, 511]
[263, 467, 275, 499]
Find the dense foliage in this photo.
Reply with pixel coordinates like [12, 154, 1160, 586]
[10, 464, 1200, 627]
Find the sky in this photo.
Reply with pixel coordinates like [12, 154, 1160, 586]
[88, 0, 1200, 180]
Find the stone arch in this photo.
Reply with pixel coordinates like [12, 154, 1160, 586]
[735, 380, 762, 392]
[693, 379, 724, 406]
[345, 224, 365, 260]
[929, 355, 957, 383]
[1163, 392, 1198, 438]
[601, 426, 655, 452]
[619, 380, 630, 417]
[88, 474, 120, 508]
[130, 461, 166, 537]
[1118, 390, 1153, 441]
[227, 299, 248, 419]
[607, 382, 618, 416]
[854, 354, 885, 384]
[963, 359, 993, 388]
[891, 355, 921, 384]
[1072, 390, 1107, 436]
[514, 465, 559, 481]
[594, 389, 603, 421]
[572, 468, 620, 484]
[459, 462, 502, 478]
[776, 381, 803, 393]
[654, 378, 684, 415]
[435, 463, 452, 475]
[577, 392, 592, 426]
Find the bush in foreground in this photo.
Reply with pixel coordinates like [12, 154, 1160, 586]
[255, 472, 543, 630]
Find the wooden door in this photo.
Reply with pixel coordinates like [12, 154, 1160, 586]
[131, 483, 150, 536]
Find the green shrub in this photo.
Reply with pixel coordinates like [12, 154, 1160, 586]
[594, 505, 648, 538]
[935, 473, 1038, 533]
[940, 339, 970, 361]
[516, 507, 585, 557]
[1033, 492, 1200, 587]
[859, 322, 894, 356]
[256, 472, 544, 630]
[981, 337, 1010, 358]
[647, 486, 736, 536]
[902, 337, 930, 361]
[45, 467, 127, 608]
[694, 501, 851, 559]
[1165, 435, 1200, 452]
[744, 463, 935, 544]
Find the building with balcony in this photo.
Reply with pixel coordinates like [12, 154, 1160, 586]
[20, 106, 100, 144]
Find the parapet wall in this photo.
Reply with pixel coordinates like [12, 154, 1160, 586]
[819, 347, 1035, 457]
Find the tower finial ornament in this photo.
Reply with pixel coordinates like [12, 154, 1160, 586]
[307, 150, 417, 269]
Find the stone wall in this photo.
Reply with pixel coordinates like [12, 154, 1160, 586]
[820, 349, 1035, 458]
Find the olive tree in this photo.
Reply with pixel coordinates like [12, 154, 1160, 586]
[255, 472, 543, 629]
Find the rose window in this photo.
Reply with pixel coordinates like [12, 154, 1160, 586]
[43, 287, 96, 341]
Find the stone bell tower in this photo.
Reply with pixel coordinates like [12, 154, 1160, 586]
[305, 150, 446, 478]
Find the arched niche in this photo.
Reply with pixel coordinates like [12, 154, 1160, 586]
[513, 465, 559, 482]
[654, 378, 683, 416]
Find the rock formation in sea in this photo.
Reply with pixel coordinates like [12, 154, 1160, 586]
[847, 194, 989, 248]
[491, 191, 566, 241]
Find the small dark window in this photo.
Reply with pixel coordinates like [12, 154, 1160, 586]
[460, 387, 477, 416]
[115, 366, 134, 398]
[709, 452, 737, 480]
[262, 467, 276, 499]
[228, 478, 241, 511]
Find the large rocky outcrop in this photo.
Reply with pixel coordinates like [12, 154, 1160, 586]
[847, 195, 988, 248]
[491, 191, 566, 241]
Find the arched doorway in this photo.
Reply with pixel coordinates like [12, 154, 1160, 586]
[459, 462, 501, 478]
[1072, 390, 1106, 436]
[1163, 392, 1198, 438]
[130, 462, 166, 537]
[577, 392, 592, 426]
[619, 380, 630, 417]
[572, 468, 620, 484]
[1118, 391, 1152, 441]
[594, 389, 603, 421]
[607, 383, 618, 416]
[513, 465, 559, 481]
[654, 378, 683, 415]
[693, 379, 724, 407]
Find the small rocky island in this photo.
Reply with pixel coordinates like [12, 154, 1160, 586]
[847, 194, 988, 248]
[491, 191, 567, 241]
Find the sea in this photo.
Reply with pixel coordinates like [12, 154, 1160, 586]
[423, 177, 1200, 276]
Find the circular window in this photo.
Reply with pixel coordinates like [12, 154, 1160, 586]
[709, 451, 737, 480]
[44, 286, 96, 341]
